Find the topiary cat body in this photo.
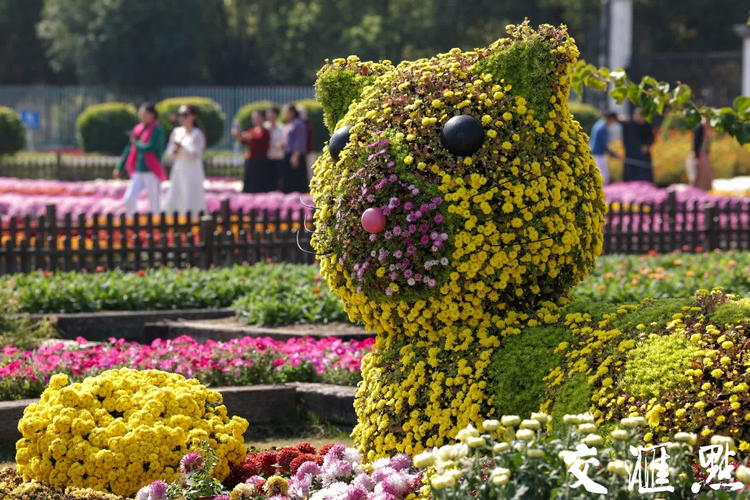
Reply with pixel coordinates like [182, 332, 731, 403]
[310, 21, 606, 459]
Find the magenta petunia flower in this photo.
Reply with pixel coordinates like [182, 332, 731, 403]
[434, 213, 445, 223]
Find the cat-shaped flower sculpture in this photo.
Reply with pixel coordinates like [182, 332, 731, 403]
[309, 21, 606, 459]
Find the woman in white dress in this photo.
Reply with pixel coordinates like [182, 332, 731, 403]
[164, 105, 207, 217]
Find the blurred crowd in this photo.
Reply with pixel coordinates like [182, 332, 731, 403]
[231, 104, 315, 195]
[589, 108, 713, 191]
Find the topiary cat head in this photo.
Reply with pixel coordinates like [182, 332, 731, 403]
[310, 21, 606, 335]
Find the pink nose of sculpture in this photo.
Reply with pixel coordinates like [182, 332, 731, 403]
[361, 207, 386, 234]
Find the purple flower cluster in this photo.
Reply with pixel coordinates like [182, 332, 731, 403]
[287, 445, 420, 500]
[333, 131, 453, 298]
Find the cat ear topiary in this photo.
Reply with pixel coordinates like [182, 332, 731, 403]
[314, 57, 394, 134]
[473, 22, 579, 122]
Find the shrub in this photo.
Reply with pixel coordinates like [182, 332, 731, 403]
[568, 100, 601, 134]
[234, 100, 274, 132]
[76, 103, 138, 156]
[0, 107, 26, 156]
[0, 281, 57, 351]
[156, 97, 226, 149]
[295, 98, 327, 151]
[16, 369, 248, 496]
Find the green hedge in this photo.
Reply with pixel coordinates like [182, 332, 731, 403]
[568, 101, 601, 134]
[156, 97, 225, 148]
[0, 107, 27, 156]
[234, 100, 274, 132]
[76, 103, 138, 156]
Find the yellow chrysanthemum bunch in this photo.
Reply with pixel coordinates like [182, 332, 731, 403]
[310, 21, 605, 460]
[16, 368, 248, 497]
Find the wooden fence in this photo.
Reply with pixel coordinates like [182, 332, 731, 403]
[602, 190, 750, 254]
[0, 200, 316, 274]
[2, 191, 750, 274]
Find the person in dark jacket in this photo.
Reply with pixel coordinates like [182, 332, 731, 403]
[280, 105, 309, 193]
[691, 117, 713, 191]
[622, 108, 655, 182]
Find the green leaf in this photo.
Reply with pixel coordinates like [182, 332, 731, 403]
[733, 96, 750, 115]
[684, 106, 702, 128]
[671, 84, 693, 107]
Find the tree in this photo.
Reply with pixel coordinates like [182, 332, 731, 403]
[0, 0, 69, 83]
[37, 0, 223, 88]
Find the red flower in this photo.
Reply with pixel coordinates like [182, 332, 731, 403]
[647, 249, 658, 256]
[278, 448, 302, 470]
[137, 270, 146, 276]
[295, 442, 316, 454]
[96, 266, 105, 272]
[318, 444, 335, 457]
[254, 450, 279, 476]
[289, 454, 324, 475]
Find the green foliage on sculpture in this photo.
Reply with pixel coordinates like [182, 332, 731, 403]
[504, 290, 750, 452]
[76, 103, 138, 155]
[0, 107, 26, 156]
[156, 97, 226, 149]
[314, 57, 393, 133]
[310, 21, 606, 459]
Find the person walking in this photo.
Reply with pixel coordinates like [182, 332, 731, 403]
[622, 108, 655, 182]
[233, 110, 271, 193]
[280, 105, 309, 193]
[691, 117, 713, 191]
[163, 105, 207, 217]
[114, 103, 167, 214]
[264, 107, 285, 191]
[588, 111, 622, 186]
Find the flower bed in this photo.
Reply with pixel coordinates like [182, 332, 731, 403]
[0, 178, 312, 219]
[16, 369, 248, 497]
[6, 264, 348, 324]
[0, 335, 372, 400]
[578, 250, 750, 303]
[5, 254, 750, 317]
[6, 416, 750, 499]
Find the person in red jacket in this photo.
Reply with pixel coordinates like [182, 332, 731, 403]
[233, 110, 272, 193]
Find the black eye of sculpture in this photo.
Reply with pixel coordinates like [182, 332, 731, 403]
[329, 125, 352, 161]
[440, 115, 485, 157]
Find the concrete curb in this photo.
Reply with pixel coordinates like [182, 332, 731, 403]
[1, 383, 355, 447]
[163, 321, 374, 342]
[32, 309, 235, 342]
[289, 382, 358, 426]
